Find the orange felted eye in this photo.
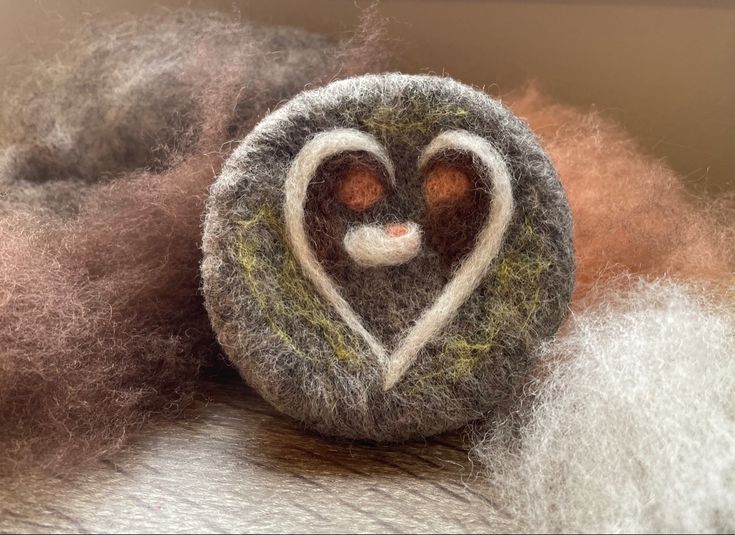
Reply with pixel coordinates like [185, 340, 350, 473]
[424, 163, 472, 209]
[338, 166, 386, 212]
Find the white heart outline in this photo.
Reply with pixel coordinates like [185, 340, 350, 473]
[283, 129, 514, 390]
[284, 129, 393, 363]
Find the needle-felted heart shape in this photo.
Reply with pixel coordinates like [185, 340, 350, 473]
[202, 74, 574, 441]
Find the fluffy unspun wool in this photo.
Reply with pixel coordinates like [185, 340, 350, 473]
[508, 88, 735, 300]
[0, 10, 385, 476]
[473, 278, 735, 533]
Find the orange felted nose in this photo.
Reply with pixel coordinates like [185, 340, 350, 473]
[386, 223, 409, 237]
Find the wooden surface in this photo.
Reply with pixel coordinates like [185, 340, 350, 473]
[0, 380, 511, 533]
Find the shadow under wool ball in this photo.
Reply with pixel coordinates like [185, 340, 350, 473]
[202, 74, 575, 441]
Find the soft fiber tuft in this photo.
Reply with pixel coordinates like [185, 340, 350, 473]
[473, 278, 735, 533]
[0, 10, 386, 476]
[508, 87, 735, 299]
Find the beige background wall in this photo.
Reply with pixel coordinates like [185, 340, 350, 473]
[1, 0, 733, 193]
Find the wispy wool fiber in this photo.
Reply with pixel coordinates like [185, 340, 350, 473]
[473, 278, 735, 533]
[0, 11, 385, 476]
[509, 87, 735, 298]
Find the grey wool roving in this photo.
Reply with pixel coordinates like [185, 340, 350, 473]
[0, 12, 382, 214]
[202, 74, 575, 441]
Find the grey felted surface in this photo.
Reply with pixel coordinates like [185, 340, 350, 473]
[202, 74, 575, 441]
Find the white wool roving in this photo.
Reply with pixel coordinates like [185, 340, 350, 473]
[283, 128, 393, 363]
[383, 129, 515, 390]
[343, 222, 422, 268]
[474, 278, 735, 533]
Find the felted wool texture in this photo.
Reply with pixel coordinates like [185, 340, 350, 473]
[343, 221, 423, 267]
[472, 278, 735, 533]
[0, 11, 385, 476]
[380, 129, 517, 389]
[508, 87, 735, 299]
[202, 73, 576, 441]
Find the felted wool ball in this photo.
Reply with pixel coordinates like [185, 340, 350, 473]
[202, 73, 575, 441]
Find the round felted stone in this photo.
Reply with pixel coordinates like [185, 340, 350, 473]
[202, 74, 574, 441]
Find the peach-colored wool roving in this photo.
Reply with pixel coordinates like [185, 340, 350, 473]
[509, 87, 735, 299]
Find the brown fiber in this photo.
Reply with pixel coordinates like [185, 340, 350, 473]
[508, 86, 735, 301]
[0, 10, 386, 477]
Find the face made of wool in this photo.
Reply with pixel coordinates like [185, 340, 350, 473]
[202, 74, 574, 441]
[289, 129, 514, 389]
